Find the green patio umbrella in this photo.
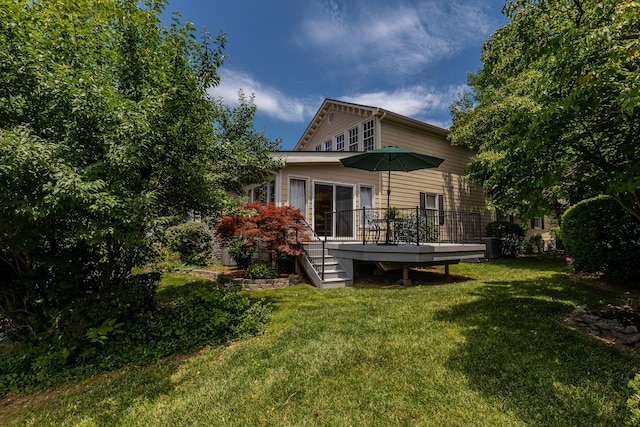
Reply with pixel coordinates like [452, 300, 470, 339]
[340, 146, 445, 244]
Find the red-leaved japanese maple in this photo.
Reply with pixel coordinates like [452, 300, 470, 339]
[217, 202, 309, 266]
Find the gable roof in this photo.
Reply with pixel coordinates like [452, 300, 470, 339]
[294, 99, 449, 151]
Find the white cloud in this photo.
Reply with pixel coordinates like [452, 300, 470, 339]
[299, 0, 498, 78]
[208, 70, 470, 130]
[339, 84, 468, 119]
[208, 69, 320, 123]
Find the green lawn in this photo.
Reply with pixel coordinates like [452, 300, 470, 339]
[2, 257, 639, 426]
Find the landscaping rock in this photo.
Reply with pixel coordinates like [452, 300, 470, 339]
[565, 304, 640, 353]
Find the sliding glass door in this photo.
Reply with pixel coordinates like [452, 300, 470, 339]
[314, 183, 354, 238]
[314, 184, 333, 237]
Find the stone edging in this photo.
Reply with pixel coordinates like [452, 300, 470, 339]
[179, 269, 303, 290]
[565, 304, 640, 351]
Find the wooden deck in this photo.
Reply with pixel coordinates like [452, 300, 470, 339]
[301, 241, 486, 287]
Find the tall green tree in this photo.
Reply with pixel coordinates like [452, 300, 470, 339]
[0, 0, 279, 332]
[449, 0, 640, 221]
[211, 90, 282, 197]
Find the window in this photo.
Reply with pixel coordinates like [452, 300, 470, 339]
[496, 211, 514, 223]
[360, 186, 373, 224]
[289, 179, 307, 218]
[360, 186, 373, 211]
[314, 144, 322, 151]
[348, 127, 358, 151]
[363, 120, 374, 151]
[248, 181, 275, 204]
[336, 133, 345, 151]
[420, 192, 444, 225]
[324, 139, 333, 151]
[531, 217, 545, 229]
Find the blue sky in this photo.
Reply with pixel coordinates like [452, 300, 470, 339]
[164, 1, 508, 150]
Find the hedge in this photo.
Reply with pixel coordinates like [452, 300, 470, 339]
[561, 196, 640, 281]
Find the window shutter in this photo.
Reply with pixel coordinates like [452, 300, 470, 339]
[438, 194, 444, 225]
[420, 192, 425, 211]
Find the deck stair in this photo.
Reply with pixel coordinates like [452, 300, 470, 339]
[300, 243, 352, 288]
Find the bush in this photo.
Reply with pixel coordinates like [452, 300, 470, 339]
[486, 221, 526, 257]
[0, 272, 161, 394]
[561, 196, 640, 281]
[628, 374, 640, 425]
[55, 273, 160, 350]
[0, 276, 270, 396]
[226, 238, 254, 270]
[164, 222, 213, 266]
[247, 262, 279, 279]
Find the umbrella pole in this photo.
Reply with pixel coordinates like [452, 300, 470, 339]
[385, 168, 391, 244]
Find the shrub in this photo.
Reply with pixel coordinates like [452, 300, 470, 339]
[486, 221, 526, 257]
[226, 238, 254, 270]
[0, 272, 161, 394]
[247, 262, 279, 279]
[561, 196, 640, 281]
[0, 276, 270, 396]
[628, 374, 640, 425]
[55, 273, 160, 350]
[274, 252, 297, 274]
[165, 221, 213, 266]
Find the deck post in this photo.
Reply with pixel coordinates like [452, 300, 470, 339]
[402, 266, 412, 286]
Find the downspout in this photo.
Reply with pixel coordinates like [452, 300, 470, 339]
[374, 108, 387, 146]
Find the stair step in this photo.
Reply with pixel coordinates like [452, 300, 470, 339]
[299, 237, 352, 287]
[321, 279, 348, 285]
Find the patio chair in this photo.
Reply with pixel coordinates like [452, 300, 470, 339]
[363, 209, 381, 243]
[394, 214, 417, 244]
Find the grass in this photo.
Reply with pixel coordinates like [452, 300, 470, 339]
[2, 257, 640, 426]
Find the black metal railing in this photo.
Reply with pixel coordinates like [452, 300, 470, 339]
[298, 219, 325, 280]
[318, 207, 482, 245]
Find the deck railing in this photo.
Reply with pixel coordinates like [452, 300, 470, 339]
[317, 207, 482, 245]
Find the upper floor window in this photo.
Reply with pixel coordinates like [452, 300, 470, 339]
[314, 144, 322, 151]
[336, 133, 345, 151]
[363, 119, 374, 151]
[325, 139, 333, 151]
[348, 127, 359, 151]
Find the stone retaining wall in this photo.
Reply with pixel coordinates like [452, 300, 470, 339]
[180, 269, 303, 290]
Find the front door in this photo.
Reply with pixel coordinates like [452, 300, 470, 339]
[314, 183, 354, 238]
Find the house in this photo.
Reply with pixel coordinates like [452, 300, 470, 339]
[248, 99, 492, 231]
[244, 99, 554, 286]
